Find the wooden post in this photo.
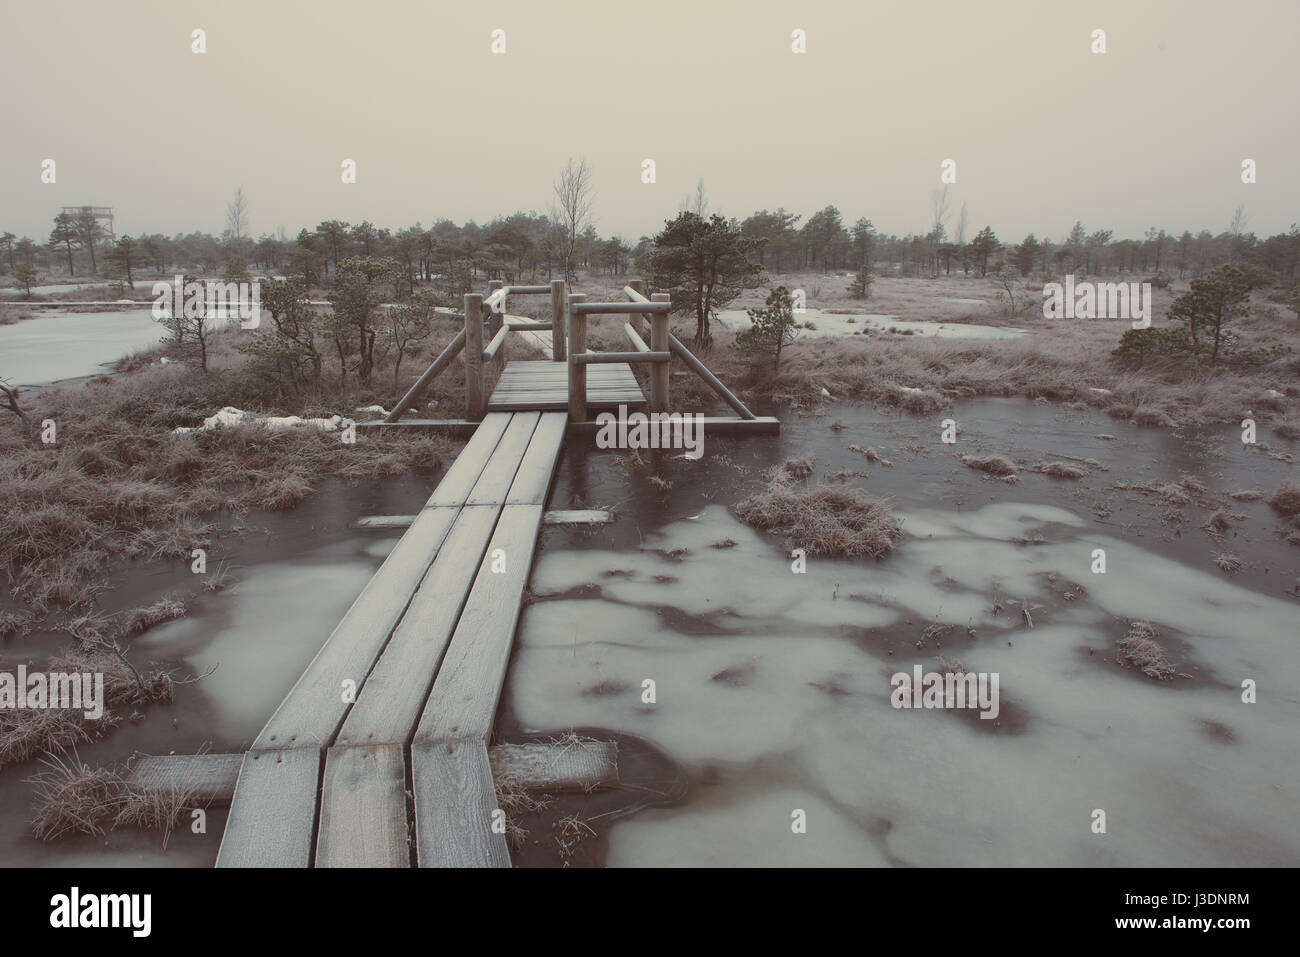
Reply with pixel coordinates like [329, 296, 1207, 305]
[550, 279, 567, 362]
[487, 280, 505, 374]
[464, 293, 485, 420]
[626, 279, 645, 339]
[568, 293, 586, 422]
[650, 293, 670, 413]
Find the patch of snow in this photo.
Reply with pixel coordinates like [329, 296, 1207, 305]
[173, 407, 344, 435]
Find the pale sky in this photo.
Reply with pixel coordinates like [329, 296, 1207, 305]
[1, 0, 1295, 245]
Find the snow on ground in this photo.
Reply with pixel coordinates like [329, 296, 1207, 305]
[715, 307, 1025, 340]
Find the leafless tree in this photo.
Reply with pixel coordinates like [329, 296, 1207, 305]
[954, 201, 968, 246]
[226, 186, 250, 244]
[1228, 205, 1248, 237]
[931, 186, 950, 240]
[550, 158, 594, 283]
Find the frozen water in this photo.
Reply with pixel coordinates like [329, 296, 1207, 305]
[507, 500, 1300, 866]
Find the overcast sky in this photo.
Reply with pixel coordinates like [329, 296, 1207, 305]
[2, 0, 1296, 245]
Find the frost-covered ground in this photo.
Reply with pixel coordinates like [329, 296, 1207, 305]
[715, 306, 1025, 340]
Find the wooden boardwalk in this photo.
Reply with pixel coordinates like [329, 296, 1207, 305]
[216, 410, 568, 867]
[487, 359, 644, 412]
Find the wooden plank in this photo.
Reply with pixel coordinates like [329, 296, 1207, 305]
[216, 748, 322, 868]
[355, 419, 479, 437]
[350, 514, 418, 529]
[128, 753, 243, 805]
[572, 351, 670, 364]
[127, 739, 620, 805]
[412, 739, 511, 868]
[464, 411, 539, 505]
[567, 416, 780, 435]
[252, 505, 461, 750]
[336, 506, 501, 747]
[505, 412, 567, 505]
[414, 503, 545, 744]
[424, 412, 511, 506]
[490, 739, 619, 792]
[316, 744, 409, 868]
[543, 509, 612, 525]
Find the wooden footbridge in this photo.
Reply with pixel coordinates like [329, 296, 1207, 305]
[163, 281, 776, 867]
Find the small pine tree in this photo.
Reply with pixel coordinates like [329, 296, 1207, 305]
[848, 266, 874, 298]
[736, 285, 799, 372]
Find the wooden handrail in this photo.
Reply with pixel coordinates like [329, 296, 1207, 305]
[571, 301, 667, 315]
[667, 333, 755, 419]
[482, 323, 509, 361]
[385, 328, 466, 422]
[624, 323, 650, 352]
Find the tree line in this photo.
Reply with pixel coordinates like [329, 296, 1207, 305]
[4, 203, 1297, 292]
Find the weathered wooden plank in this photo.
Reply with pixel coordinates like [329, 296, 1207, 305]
[566, 416, 781, 435]
[216, 748, 322, 868]
[350, 514, 418, 529]
[336, 506, 501, 747]
[414, 504, 545, 744]
[490, 739, 619, 792]
[253, 506, 461, 751]
[505, 412, 567, 505]
[464, 411, 539, 505]
[412, 739, 511, 868]
[542, 509, 613, 525]
[354, 419, 480, 437]
[125, 739, 620, 805]
[424, 412, 511, 507]
[128, 753, 243, 805]
[315, 744, 409, 868]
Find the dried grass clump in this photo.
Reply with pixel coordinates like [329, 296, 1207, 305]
[775, 453, 816, 481]
[1034, 461, 1087, 479]
[1229, 489, 1266, 502]
[0, 707, 103, 767]
[1215, 553, 1242, 575]
[849, 445, 894, 466]
[0, 610, 32, 639]
[28, 752, 195, 845]
[1116, 621, 1176, 680]
[1267, 480, 1300, 517]
[244, 470, 313, 510]
[121, 597, 187, 636]
[961, 454, 1017, 476]
[735, 483, 901, 559]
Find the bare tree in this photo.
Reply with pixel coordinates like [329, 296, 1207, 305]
[1229, 205, 1248, 237]
[550, 158, 594, 283]
[954, 202, 968, 247]
[930, 186, 950, 240]
[681, 178, 712, 217]
[226, 186, 250, 244]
